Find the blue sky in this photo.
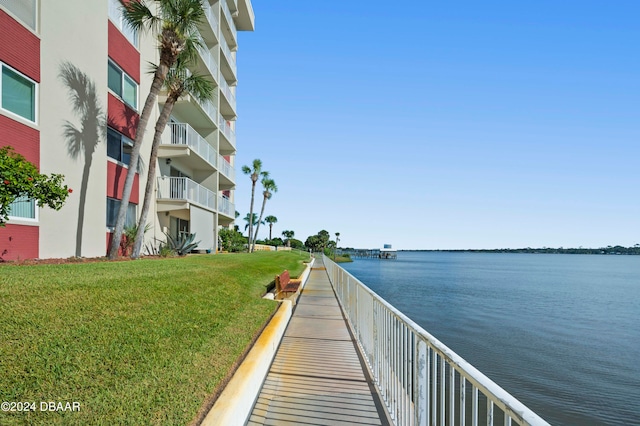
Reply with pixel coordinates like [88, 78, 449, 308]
[233, 1, 639, 250]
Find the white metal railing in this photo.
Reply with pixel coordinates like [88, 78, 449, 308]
[220, 0, 238, 43]
[218, 114, 236, 148]
[218, 195, 234, 217]
[219, 77, 236, 110]
[197, 40, 219, 82]
[217, 155, 235, 182]
[323, 256, 551, 426]
[156, 176, 215, 211]
[1, 0, 37, 31]
[219, 34, 237, 77]
[166, 123, 218, 169]
[202, 0, 219, 37]
[108, 0, 138, 47]
[197, 96, 218, 125]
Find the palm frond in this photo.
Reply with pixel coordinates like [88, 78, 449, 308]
[119, 0, 158, 33]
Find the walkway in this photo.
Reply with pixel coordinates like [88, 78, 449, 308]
[246, 258, 389, 426]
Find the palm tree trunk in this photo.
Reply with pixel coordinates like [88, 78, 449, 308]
[252, 195, 267, 252]
[131, 94, 177, 259]
[108, 63, 169, 259]
[269, 224, 273, 240]
[247, 181, 256, 252]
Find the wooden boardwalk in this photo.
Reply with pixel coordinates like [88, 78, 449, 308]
[247, 258, 389, 425]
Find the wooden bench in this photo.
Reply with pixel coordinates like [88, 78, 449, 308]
[275, 270, 302, 299]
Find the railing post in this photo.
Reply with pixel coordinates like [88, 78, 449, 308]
[415, 339, 428, 426]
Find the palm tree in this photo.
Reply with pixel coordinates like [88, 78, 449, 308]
[282, 230, 294, 247]
[252, 177, 277, 252]
[334, 232, 340, 260]
[131, 62, 214, 258]
[264, 215, 277, 240]
[243, 212, 263, 246]
[241, 159, 267, 251]
[109, 0, 206, 259]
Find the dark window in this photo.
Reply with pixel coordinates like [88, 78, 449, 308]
[107, 127, 133, 164]
[106, 198, 136, 228]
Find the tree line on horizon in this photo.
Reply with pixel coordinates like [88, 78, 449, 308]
[408, 245, 640, 255]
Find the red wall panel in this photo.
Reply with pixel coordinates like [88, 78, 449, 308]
[108, 21, 140, 83]
[0, 224, 38, 260]
[0, 10, 40, 82]
[107, 93, 139, 140]
[0, 114, 39, 167]
[107, 161, 139, 204]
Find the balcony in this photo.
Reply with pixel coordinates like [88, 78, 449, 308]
[218, 114, 236, 153]
[219, 77, 236, 117]
[218, 155, 235, 187]
[218, 195, 235, 219]
[199, 1, 219, 43]
[196, 41, 219, 83]
[156, 176, 216, 212]
[227, 0, 238, 14]
[220, 35, 237, 81]
[220, 0, 238, 47]
[159, 123, 218, 171]
[168, 87, 219, 129]
[236, 0, 255, 31]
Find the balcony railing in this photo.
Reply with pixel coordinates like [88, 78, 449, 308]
[202, 1, 219, 37]
[156, 177, 216, 211]
[218, 195, 234, 217]
[108, 0, 138, 47]
[166, 123, 218, 169]
[220, 35, 237, 77]
[218, 114, 236, 148]
[219, 77, 236, 110]
[323, 256, 551, 426]
[220, 0, 238, 43]
[218, 155, 235, 182]
[196, 96, 218, 126]
[197, 41, 219, 82]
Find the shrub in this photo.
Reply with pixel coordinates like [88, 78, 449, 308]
[165, 232, 200, 256]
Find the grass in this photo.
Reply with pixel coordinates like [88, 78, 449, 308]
[0, 251, 308, 425]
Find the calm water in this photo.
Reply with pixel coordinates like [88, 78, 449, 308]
[341, 252, 640, 426]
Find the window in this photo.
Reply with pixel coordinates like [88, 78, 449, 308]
[107, 127, 133, 164]
[107, 60, 137, 109]
[1, 63, 37, 122]
[108, 0, 138, 48]
[106, 198, 136, 229]
[7, 196, 36, 220]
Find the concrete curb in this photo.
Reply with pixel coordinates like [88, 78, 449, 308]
[201, 299, 292, 426]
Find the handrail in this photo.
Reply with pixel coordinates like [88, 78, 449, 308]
[202, 1, 219, 37]
[220, 0, 238, 43]
[217, 155, 235, 182]
[219, 77, 236, 111]
[220, 34, 237, 77]
[166, 123, 218, 169]
[218, 114, 236, 149]
[323, 255, 551, 426]
[156, 176, 216, 211]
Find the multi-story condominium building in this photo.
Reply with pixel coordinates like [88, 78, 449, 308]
[0, 0, 254, 260]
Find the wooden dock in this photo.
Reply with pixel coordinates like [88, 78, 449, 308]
[247, 257, 390, 425]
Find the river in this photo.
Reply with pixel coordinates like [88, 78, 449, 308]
[341, 252, 640, 425]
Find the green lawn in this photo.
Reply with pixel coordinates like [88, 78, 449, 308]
[0, 251, 308, 425]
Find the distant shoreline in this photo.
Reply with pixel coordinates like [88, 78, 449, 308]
[398, 246, 640, 255]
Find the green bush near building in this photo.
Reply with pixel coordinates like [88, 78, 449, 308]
[0, 251, 307, 425]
